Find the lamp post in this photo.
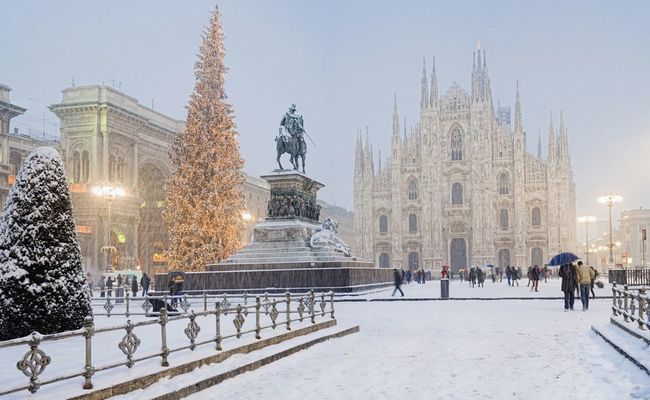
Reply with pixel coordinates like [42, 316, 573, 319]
[578, 216, 597, 265]
[643, 227, 647, 268]
[92, 183, 126, 271]
[598, 194, 622, 265]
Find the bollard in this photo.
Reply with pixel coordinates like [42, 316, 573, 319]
[82, 317, 95, 389]
[203, 292, 208, 312]
[612, 283, 617, 316]
[440, 278, 450, 299]
[125, 292, 130, 317]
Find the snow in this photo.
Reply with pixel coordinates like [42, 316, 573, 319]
[3, 280, 648, 400]
[31, 147, 61, 160]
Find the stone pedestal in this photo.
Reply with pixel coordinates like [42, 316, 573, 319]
[155, 170, 393, 293]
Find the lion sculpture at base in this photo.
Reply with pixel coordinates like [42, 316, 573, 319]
[309, 217, 351, 257]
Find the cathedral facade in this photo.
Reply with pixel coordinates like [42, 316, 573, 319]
[353, 50, 576, 273]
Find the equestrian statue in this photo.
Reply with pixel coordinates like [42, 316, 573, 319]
[276, 104, 311, 173]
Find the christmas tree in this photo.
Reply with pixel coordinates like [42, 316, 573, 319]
[0, 147, 92, 340]
[164, 7, 245, 272]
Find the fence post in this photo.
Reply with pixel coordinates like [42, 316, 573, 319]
[636, 287, 645, 329]
[310, 290, 316, 324]
[623, 285, 630, 322]
[215, 302, 222, 351]
[159, 308, 170, 367]
[125, 292, 130, 317]
[285, 292, 291, 331]
[255, 296, 261, 339]
[330, 291, 335, 320]
[82, 317, 95, 389]
[203, 292, 208, 312]
[612, 283, 617, 316]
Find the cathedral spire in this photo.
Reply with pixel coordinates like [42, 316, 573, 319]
[364, 126, 373, 176]
[558, 110, 570, 166]
[392, 93, 400, 138]
[378, 147, 382, 173]
[547, 111, 556, 164]
[429, 56, 438, 108]
[514, 81, 523, 134]
[354, 128, 364, 176]
[420, 57, 429, 109]
[537, 131, 542, 159]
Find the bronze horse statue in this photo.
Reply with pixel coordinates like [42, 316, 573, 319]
[275, 134, 307, 174]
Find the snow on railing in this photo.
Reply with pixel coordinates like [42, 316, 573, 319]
[0, 290, 335, 396]
[611, 283, 650, 331]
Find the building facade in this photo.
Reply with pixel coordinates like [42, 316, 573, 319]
[619, 208, 650, 268]
[353, 51, 576, 273]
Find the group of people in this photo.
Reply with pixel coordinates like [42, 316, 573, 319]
[559, 261, 599, 311]
[93, 273, 151, 298]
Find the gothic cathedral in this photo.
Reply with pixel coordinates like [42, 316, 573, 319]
[353, 50, 576, 274]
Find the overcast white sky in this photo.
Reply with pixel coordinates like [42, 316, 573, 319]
[2, 0, 649, 237]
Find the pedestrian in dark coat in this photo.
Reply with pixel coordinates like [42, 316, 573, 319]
[506, 266, 512, 286]
[140, 273, 151, 296]
[559, 263, 577, 311]
[469, 267, 476, 287]
[589, 266, 599, 298]
[477, 268, 485, 287]
[131, 276, 138, 297]
[392, 268, 404, 297]
[531, 265, 540, 292]
[106, 276, 114, 297]
[117, 274, 123, 287]
[99, 276, 106, 298]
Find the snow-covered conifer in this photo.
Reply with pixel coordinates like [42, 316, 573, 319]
[0, 147, 91, 340]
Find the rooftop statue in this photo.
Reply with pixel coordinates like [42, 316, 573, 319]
[275, 104, 308, 173]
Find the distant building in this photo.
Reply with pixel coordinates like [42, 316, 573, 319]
[354, 50, 576, 273]
[619, 208, 650, 267]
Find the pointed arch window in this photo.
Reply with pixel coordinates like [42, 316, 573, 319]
[451, 182, 463, 205]
[379, 215, 388, 234]
[81, 150, 89, 183]
[531, 207, 541, 226]
[500, 209, 509, 230]
[408, 213, 418, 233]
[407, 179, 418, 200]
[498, 173, 509, 195]
[451, 128, 463, 161]
[72, 151, 81, 183]
[379, 253, 390, 268]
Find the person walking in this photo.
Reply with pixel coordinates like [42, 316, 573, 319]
[469, 267, 476, 288]
[477, 267, 485, 287]
[116, 274, 123, 287]
[512, 267, 520, 286]
[576, 261, 595, 311]
[531, 265, 540, 292]
[131, 275, 138, 297]
[140, 273, 151, 296]
[106, 276, 114, 297]
[506, 266, 512, 286]
[392, 268, 404, 297]
[527, 267, 533, 287]
[559, 263, 577, 311]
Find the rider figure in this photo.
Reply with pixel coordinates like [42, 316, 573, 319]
[279, 104, 306, 147]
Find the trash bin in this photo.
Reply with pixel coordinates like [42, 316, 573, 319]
[115, 287, 125, 303]
[440, 278, 449, 299]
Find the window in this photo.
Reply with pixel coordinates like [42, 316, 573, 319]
[451, 182, 463, 205]
[498, 173, 509, 195]
[81, 151, 89, 182]
[500, 209, 509, 230]
[407, 179, 418, 200]
[72, 151, 81, 183]
[499, 249, 511, 268]
[379, 253, 390, 268]
[531, 248, 543, 267]
[379, 215, 388, 234]
[451, 128, 463, 160]
[408, 214, 417, 233]
[531, 207, 541, 226]
[408, 252, 419, 270]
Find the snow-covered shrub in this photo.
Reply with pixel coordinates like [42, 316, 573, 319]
[0, 147, 91, 340]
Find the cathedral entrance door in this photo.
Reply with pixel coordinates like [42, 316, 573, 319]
[450, 238, 467, 273]
[408, 252, 419, 271]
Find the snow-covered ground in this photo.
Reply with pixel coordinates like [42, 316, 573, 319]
[184, 295, 650, 400]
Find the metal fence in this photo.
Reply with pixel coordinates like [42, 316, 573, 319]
[609, 269, 650, 286]
[611, 284, 650, 331]
[0, 290, 335, 396]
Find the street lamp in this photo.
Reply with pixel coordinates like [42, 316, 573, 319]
[598, 194, 622, 265]
[92, 183, 126, 271]
[578, 216, 597, 265]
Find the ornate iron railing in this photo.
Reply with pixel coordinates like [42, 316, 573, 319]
[0, 290, 335, 396]
[611, 283, 650, 331]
